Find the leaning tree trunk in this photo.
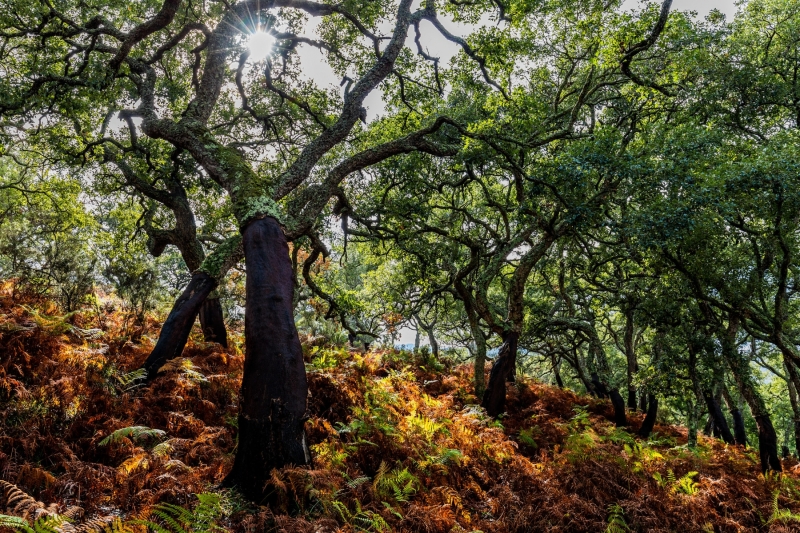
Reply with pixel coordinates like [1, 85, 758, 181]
[723, 323, 781, 472]
[624, 308, 638, 410]
[223, 217, 310, 500]
[722, 384, 748, 447]
[482, 332, 519, 417]
[783, 360, 800, 456]
[143, 272, 217, 379]
[704, 391, 734, 444]
[199, 296, 228, 348]
[472, 327, 487, 398]
[609, 389, 628, 427]
[638, 394, 658, 438]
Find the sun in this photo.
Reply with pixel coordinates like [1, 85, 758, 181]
[246, 31, 274, 63]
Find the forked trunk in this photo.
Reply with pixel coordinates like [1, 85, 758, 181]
[223, 217, 310, 500]
[704, 391, 734, 444]
[482, 332, 519, 417]
[199, 296, 228, 347]
[731, 408, 748, 447]
[638, 394, 658, 438]
[143, 272, 217, 379]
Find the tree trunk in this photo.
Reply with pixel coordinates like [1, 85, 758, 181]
[223, 217, 310, 500]
[609, 388, 627, 427]
[704, 391, 734, 444]
[143, 271, 217, 379]
[199, 296, 228, 348]
[783, 360, 800, 456]
[427, 328, 439, 359]
[482, 331, 518, 417]
[551, 353, 564, 389]
[722, 383, 748, 446]
[722, 321, 780, 472]
[624, 308, 637, 410]
[687, 400, 699, 449]
[638, 394, 658, 438]
[473, 327, 487, 398]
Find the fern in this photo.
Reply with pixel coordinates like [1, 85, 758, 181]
[0, 513, 68, 533]
[673, 471, 699, 495]
[605, 504, 629, 533]
[768, 490, 800, 524]
[132, 493, 224, 533]
[115, 369, 146, 392]
[99, 426, 166, 447]
[374, 463, 418, 503]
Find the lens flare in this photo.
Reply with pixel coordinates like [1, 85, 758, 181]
[246, 32, 274, 63]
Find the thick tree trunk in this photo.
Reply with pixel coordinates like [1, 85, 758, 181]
[223, 217, 310, 500]
[199, 296, 228, 348]
[482, 332, 518, 417]
[754, 414, 782, 473]
[143, 272, 217, 379]
[609, 388, 628, 427]
[638, 394, 658, 438]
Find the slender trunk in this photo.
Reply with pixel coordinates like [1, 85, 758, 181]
[687, 399, 699, 449]
[689, 343, 735, 444]
[413, 327, 420, 352]
[482, 331, 519, 417]
[638, 391, 647, 412]
[704, 392, 734, 444]
[143, 272, 217, 379]
[551, 353, 564, 388]
[638, 394, 658, 438]
[722, 383, 748, 446]
[624, 308, 637, 410]
[199, 296, 228, 347]
[784, 361, 800, 456]
[722, 320, 780, 472]
[427, 328, 439, 359]
[223, 217, 310, 499]
[473, 327, 487, 398]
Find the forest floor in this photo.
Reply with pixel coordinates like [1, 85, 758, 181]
[1, 290, 800, 532]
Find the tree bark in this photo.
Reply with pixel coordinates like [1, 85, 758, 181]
[783, 360, 800, 456]
[472, 327, 487, 398]
[722, 383, 748, 446]
[609, 388, 628, 427]
[143, 271, 217, 379]
[199, 296, 228, 347]
[482, 331, 519, 417]
[223, 217, 310, 500]
[638, 394, 658, 438]
[624, 308, 638, 410]
[704, 391, 734, 444]
[722, 320, 781, 472]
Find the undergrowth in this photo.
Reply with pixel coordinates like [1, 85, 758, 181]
[1, 285, 800, 532]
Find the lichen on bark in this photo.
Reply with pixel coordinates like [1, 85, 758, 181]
[198, 234, 243, 278]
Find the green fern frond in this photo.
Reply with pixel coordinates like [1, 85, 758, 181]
[605, 504, 629, 533]
[99, 426, 166, 447]
[0, 513, 69, 533]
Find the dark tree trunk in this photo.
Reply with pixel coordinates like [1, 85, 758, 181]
[704, 392, 735, 445]
[223, 217, 310, 500]
[638, 394, 658, 438]
[590, 372, 608, 399]
[624, 308, 638, 411]
[482, 332, 519, 417]
[609, 388, 627, 427]
[627, 390, 637, 412]
[551, 354, 564, 389]
[731, 408, 748, 447]
[199, 297, 228, 348]
[755, 414, 782, 474]
[783, 446, 791, 459]
[143, 272, 217, 379]
[638, 392, 647, 412]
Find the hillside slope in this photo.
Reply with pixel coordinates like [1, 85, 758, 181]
[1, 297, 799, 532]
